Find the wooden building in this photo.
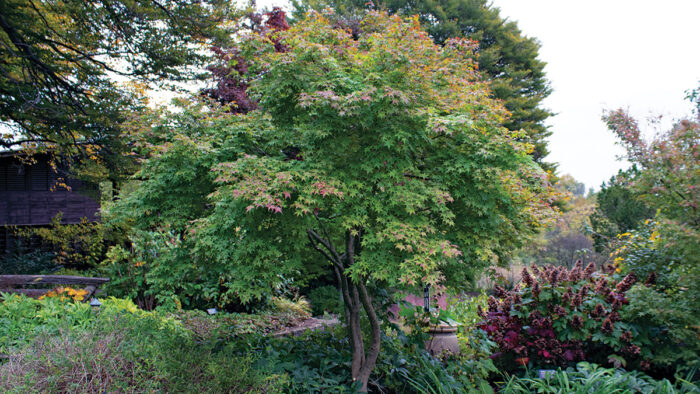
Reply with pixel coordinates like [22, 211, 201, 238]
[0, 152, 100, 254]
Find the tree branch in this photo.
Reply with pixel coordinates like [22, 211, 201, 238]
[310, 214, 342, 262]
[307, 230, 337, 265]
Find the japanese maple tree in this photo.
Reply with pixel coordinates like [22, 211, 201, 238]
[204, 11, 555, 389]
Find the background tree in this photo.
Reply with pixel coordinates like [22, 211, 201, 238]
[603, 107, 699, 228]
[556, 174, 586, 197]
[589, 168, 654, 251]
[0, 0, 236, 182]
[292, 0, 554, 170]
[202, 7, 290, 114]
[516, 174, 603, 267]
[602, 87, 700, 352]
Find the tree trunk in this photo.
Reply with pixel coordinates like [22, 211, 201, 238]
[341, 273, 380, 392]
[308, 226, 381, 392]
[356, 280, 381, 391]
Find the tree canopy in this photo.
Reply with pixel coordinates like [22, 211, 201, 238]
[603, 107, 699, 229]
[0, 0, 236, 181]
[292, 0, 554, 170]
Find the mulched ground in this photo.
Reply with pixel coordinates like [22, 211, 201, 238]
[272, 316, 340, 337]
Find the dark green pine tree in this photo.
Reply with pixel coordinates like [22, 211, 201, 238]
[293, 0, 555, 171]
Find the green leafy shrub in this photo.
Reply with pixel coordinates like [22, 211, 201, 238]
[102, 227, 293, 311]
[611, 219, 680, 289]
[307, 285, 343, 316]
[612, 218, 700, 304]
[500, 362, 698, 394]
[102, 239, 159, 310]
[622, 285, 700, 374]
[610, 219, 700, 374]
[102, 229, 269, 311]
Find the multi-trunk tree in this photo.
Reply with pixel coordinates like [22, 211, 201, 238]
[206, 11, 554, 389]
[112, 10, 556, 390]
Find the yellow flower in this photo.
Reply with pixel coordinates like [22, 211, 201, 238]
[649, 230, 659, 241]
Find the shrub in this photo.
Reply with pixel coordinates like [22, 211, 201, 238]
[622, 285, 700, 374]
[101, 230, 198, 311]
[101, 243, 155, 310]
[0, 249, 58, 274]
[611, 219, 680, 289]
[13, 213, 106, 269]
[479, 262, 650, 372]
[102, 230, 284, 312]
[611, 219, 700, 374]
[307, 285, 343, 316]
[0, 294, 288, 393]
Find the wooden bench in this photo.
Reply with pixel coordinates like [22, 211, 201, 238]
[0, 275, 110, 300]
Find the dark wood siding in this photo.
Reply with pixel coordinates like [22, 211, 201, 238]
[0, 155, 100, 226]
[6, 163, 26, 191]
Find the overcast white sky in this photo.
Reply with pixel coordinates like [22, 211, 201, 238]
[251, 0, 700, 190]
[489, 0, 700, 190]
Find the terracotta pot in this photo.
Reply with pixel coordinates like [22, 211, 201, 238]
[425, 323, 460, 356]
